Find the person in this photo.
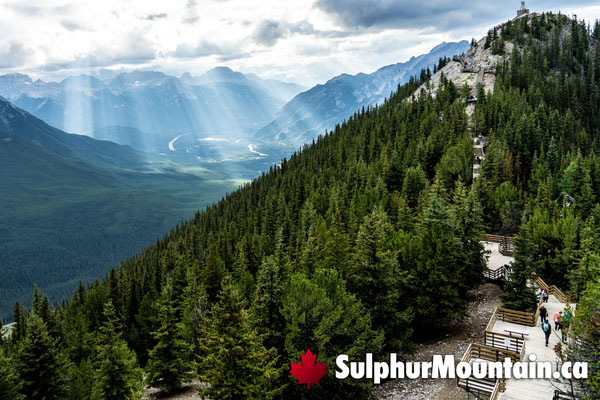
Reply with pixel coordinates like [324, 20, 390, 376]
[542, 289, 549, 303]
[561, 310, 571, 343]
[542, 319, 552, 346]
[539, 304, 548, 323]
[553, 311, 561, 330]
[555, 311, 563, 331]
[536, 287, 544, 300]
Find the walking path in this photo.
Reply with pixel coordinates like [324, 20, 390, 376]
[457, 235, 577, 399]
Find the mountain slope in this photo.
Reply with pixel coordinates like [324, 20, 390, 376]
[0, 99, 241, 321]
[255, 40, 470, 145]
[0, 96, 145, 170]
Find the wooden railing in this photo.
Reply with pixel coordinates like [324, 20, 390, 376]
[484, 330, 525, 355]
[463, 342, 521, 363]
[484, 265, 511, 281]
[457, 343, 509, 397]
[535, 277, 572, 304]
[496, 307, 536, 327]
[482, 234, 515, 256]
[490, 379, 506, 400]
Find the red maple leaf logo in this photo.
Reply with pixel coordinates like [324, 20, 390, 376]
[290, 349, 327, 389]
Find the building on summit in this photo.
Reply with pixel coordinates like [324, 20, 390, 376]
[517, 1, 529, 18]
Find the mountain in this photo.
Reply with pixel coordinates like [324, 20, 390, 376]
[0, 96, 145, 170]
[0, 68, 305, 152]
[0, 98, 240, 321]
[255, 40, 470, 145]
[2, 11, 599, 400]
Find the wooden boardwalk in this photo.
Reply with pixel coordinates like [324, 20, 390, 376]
[456, 238, 577, 399]
[493, 293, 575, 400]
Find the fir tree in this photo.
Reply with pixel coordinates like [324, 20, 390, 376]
[92, 301, 143, 400]
[199, 281, 281, 400]
[146, 282, 192, 394]
[0, 346, 23, 400]
[18, 314, 70, 400]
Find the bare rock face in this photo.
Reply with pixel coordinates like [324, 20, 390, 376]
[415, 36, 511, 98]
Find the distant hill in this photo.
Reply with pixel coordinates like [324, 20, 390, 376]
[255, 41, 471, 145]
[0, 99, 240, 321]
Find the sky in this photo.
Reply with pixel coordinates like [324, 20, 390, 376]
[0, 0, 598, 87]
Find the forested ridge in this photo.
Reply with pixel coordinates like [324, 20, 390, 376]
[0, 12, 599, 400]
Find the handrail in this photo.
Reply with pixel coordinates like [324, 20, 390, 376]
[482, 234, 514, 244]
[485, 308, 498, 333]
[467, 343, 521, 363]
[497, 307, 536, 327]
[484, 330, 525, 354]
[535, 277, 572, 304]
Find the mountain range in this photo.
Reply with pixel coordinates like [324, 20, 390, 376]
[255, 40, 471, 145]
[0, 68, 305, 153]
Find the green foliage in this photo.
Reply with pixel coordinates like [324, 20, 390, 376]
[146, 282, 193, 394]
[0, 346, 23, 400]
[199, 281, 281, 400]
[18, 314, 70, 400]
[567, 279, 600, 399]
[92, 302, 143, 400]
[282, 268, 383, 399]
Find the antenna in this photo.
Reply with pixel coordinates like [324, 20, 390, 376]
[521, 1, 525, 8]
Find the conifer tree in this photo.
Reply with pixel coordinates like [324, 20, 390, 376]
[146, 282, 192, 394]
[18, 314, 69, 400]
[199, 280, 281, 400]
[0, 346, 23, 400]
[252, 256, 286, 350]
[92, 301, 143, 400]
[349, 207, 413, 350]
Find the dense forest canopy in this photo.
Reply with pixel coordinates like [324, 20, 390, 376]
[1, 12, 599, 400]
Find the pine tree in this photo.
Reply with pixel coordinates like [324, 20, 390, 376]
[0, 346, 23, 400]
[349, 207, 413, 350]
[18, 314, 70, 400]
[252, 256, 286, 350]
[146, 282, 192, 394]
[92, 301, 143, 400]
[501, 234, 538, 312]
[199, 281, 281, 400]
[282, 268, 383, 399]
[12, 301, 26, 342]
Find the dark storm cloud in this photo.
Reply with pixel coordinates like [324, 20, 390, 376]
[314, 0, 596, 30]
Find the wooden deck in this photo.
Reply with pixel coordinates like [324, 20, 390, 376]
[493, 293, 576, 400]
[456, 238, 577, 399]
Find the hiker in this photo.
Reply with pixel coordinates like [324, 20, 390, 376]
[554, 311, 563, 331]
[542, 289, 549, 303]
[561, 310, 571, 343]
[536, 287, 544, 300]
[539, 304, 548, 323]
[542, 319, 552, 347]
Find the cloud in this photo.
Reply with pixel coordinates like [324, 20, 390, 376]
[0, 42, 28, 68]
[182, 0, 199, 24]
[173, 40, 226, 58]
[253, 20, 285, 46]
[313, 0, 597, 32]
[61, 19, 88, 31]
[252, 20, 317, 47]
[144, 13, 167, 21]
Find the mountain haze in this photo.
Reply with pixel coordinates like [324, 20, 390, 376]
[255, 40, 470, 145]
